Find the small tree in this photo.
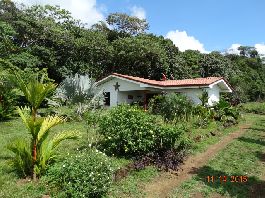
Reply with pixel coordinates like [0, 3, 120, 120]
[199, 89, 209, 107]
[8, 71, 80, 180]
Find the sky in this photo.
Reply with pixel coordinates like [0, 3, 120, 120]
[14, 0, 265, 55]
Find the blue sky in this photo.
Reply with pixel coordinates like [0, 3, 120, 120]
[15, 0, 265, 54]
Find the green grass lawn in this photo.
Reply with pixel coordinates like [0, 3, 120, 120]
[240, 102, 265, 115]
[171, 114, 265, 198]
[189, 113, 256, 155]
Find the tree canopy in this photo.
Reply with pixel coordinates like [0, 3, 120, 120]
[1, 0, 265, 102]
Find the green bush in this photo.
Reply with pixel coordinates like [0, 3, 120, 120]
[213, 98, 240, 126]
[45, 149, 113, 198]
[192, 105, 214, 128]
[98, 105, 188, 156]
[148, 93, 193, 122]
[7, 139, 32, 177]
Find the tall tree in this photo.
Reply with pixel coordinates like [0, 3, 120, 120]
[199, 51, 235, 79]
[111, 34, 169, 80]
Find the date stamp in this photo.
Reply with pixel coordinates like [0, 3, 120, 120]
[207, 175, 248, 183]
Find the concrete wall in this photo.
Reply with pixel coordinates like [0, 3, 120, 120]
[118, 91, 144, 105]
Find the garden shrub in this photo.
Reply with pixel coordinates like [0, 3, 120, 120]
[192, 105, 215, 128]
[213, 98, 240, 126]
[148, 93, 193, 122]
[45, 149, 113, 198]
[98, 105, 188, 156]
[133, 149, 187, 171]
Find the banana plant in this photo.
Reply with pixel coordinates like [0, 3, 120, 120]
[8, 71, 80, 179]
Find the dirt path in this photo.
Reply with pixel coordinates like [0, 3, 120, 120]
[143, 123, 252, 198]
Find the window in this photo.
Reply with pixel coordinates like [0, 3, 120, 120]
[128, 95, 133, 100]
[103, 92, 110, 106]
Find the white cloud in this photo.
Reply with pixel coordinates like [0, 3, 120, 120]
[14, 0, 104, 27]
[227, 43, 265, 56]
[227, 43, 241, 55]
[255, 44, 265, 56]
[130, 6, 146, 19]
[165, 30, 208, 53]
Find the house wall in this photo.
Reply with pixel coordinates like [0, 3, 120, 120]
[97, 78, 146, 107]
[207, 84, 220, 106]
[166, 88, 202, 105]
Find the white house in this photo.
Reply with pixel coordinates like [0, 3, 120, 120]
[95, 73, 233, 109]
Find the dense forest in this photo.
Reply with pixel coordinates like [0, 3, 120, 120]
[1, 0, 265, 102]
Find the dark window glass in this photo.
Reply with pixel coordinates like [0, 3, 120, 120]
[104, 92, 110, 106]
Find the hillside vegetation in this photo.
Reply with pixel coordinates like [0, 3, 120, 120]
[1, 0, 265, 103]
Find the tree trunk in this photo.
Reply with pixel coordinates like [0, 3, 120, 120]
[32, 107, 37, 181]
[32, 141, 37, 181]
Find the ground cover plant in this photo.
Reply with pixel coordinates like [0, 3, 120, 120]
[45, 149, 114, 198]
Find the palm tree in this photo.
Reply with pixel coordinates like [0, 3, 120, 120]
[8, 71, 80, 180]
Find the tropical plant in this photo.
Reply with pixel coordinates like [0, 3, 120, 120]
[213, 98, 240, 126]
[199, 89, 209, 107]
[192, 105, 214, 128]
[148, 93, 193, 122]
[8, 71, 80, 179]
[54, 74, 100, 105]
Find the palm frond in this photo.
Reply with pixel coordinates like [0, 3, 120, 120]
[7, 139, 32, 177]
[17, 106, 31, 131]
[15, 72, 57, 109]
[36, 130, 80, 176]
[51, 130, 81, 149]
[17, 106, 44, 138]
[37, 115, 65, 145]
[37, 140, 53, 176]
[25, 80, 57, 109]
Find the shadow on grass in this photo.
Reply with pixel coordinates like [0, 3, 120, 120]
[190, 166, 265, 198]
[237, 137, 265, 146]
[255, 151, 265, 163]
[248, 127, 265, 132]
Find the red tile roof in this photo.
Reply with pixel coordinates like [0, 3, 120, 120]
[112, 73, 223, 87]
